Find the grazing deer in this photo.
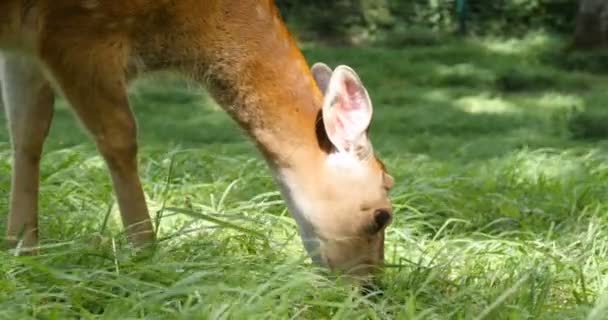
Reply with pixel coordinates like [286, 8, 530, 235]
[0, 0, 394, 282]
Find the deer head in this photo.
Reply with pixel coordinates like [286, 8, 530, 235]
[275, 63, 394, 283]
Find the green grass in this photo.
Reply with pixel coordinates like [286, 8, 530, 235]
[3, 32, 608, 319]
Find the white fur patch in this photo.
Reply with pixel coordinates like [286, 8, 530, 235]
[271, 168, 324, 265]
[326, 151, 368, 176]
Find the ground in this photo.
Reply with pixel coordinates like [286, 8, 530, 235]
[2, 33, 608, 319]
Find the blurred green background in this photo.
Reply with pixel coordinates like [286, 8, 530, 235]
[276, 0, 577, 43]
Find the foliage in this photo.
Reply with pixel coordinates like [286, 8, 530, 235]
[3, 33, 608, 318]
[276, 0, 579, 44]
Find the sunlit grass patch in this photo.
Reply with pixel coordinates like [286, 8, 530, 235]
[479, 32, 555, 56]
[534, 92, 583, 110]
[2, 34, 608, 318]
[455, 93, 519, 114]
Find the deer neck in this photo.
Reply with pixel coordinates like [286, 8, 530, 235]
[178, 2, 328, 172]
[202, 55, 325, 169]
[176, 2, 329, 260]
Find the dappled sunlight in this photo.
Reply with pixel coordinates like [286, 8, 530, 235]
[422, 88, 453, 103]
[80, 155, 107, 170]
[525, 92, 583, 110]
[455, 94, 519, 114]
[385, 211, 607, 315]
[433, 63, 495, 84]
[479, 32, 553, 56]
[508, 150, 585, 185]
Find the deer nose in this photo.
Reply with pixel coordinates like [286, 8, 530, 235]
[374, 209, 391, 230]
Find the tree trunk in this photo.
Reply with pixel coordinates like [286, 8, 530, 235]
[571, 0, 608, 50]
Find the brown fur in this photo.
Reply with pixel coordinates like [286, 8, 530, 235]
[1, 0, 393, 282]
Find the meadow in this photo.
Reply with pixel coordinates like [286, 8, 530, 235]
[2, 33, 608, 319]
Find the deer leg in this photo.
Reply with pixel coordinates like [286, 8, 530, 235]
[1, 54, 54, 252]
[40, 38, 156, 248]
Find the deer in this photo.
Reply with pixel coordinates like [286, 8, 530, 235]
[0, 0, 394, 285]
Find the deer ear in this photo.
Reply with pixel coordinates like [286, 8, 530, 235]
[322, 65, 373, 154]
[311, 62, 333, 94]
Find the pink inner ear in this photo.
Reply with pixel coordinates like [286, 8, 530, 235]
[323, 68, 372, 151]
[339, 77, 362, 111]
[333, 76, 370, 129]
[345, 77, 363, 101]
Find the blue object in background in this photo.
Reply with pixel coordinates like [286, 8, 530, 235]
[457, 0, 468, 35]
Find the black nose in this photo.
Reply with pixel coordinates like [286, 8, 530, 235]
[374, 209, 391, 230]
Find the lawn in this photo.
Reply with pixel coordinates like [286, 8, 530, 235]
[2, 33, 608, 319]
